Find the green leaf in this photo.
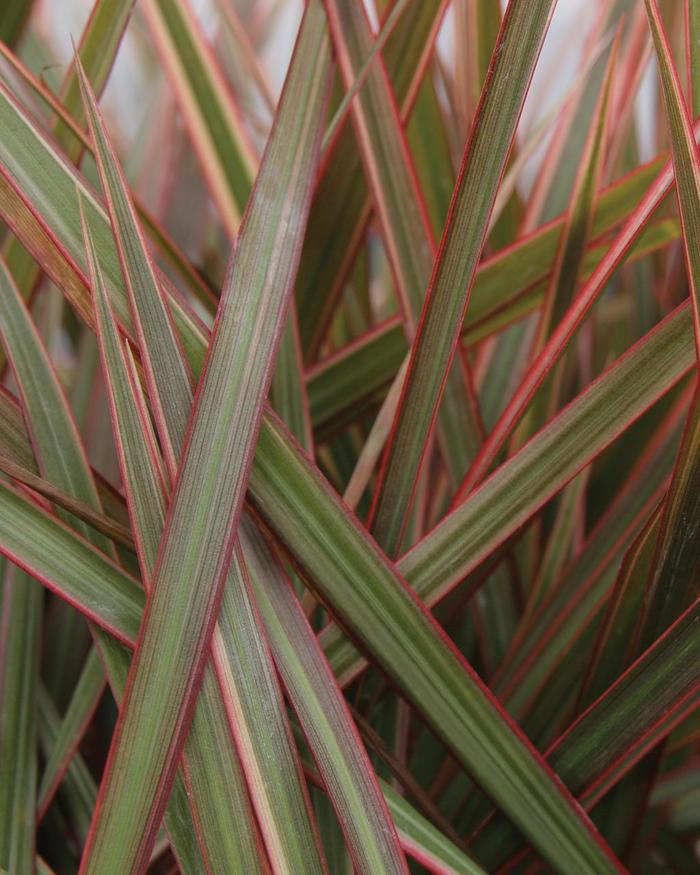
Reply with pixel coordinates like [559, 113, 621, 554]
[0, 39, 218, 315]
[1, 0, 135, 312]
[0, 237, 114, 707]
[515, 30, 619, 447]
[296, 0, 444, 358]
[37, 648, 104, 819]
[689, 0, 700, 116]
[80, 45, 326, 865]
[324, 0, 435, 326]
[0, 62, 682, 870]
[0, 565, 41, 874]
[636, 0, 700, 644]
[472, 592, 700, 867]
[77, 82, 195, 479]
[15, 456, 694, 874]
[316, 310, 688, 706]
[307, 188, 675, 432]
[324, 0, 482, 500]
[577, 504, 662, 711]
[4, 157, 628, 875]
[527, 468, 591, 617]
[0, 0, 33, 46]
[251, 421, 623, 872]
[0, 33, 680, 871]
[0, 249, 205, 871]
[321, 0, 415, 151]
[2, 435, 464, 874]
[396, 304, 694, 642]
[0, 72, 671, 440]
[269, 314, 314, 452]
[54, 0, 136, 155]
[533, 2, 629, 224]
[0, 448, 488, 875]
[38, 684, 97, 846]
[369, 0, 556, 554]
[211, 550, 328, 874]
[0, 478, 143, 645]
[0, 453, 133, 550]
[142, 0, 311, 452]
[456, 0, 503, 127]
[0, 387, 34, 472]
[0, 352, 664, 872]
[78, 5, 332, 869]
[241, 518, 408, 874]
[87, 188, 320, 874]
[558, 598, 700, 801]
[0, 260, 112, 550]
[452, 119, 698, 503]
[488, 385, 688, 716]
[380, 782, 485, 875]
[82, 194, 271, 872]
[3, 6, 700, 868]
[141, 0, 256, 234]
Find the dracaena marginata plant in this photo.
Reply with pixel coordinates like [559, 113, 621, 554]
[1, 0, 700, 872]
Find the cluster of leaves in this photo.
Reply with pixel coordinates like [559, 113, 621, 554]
[1, 0, 700, 872]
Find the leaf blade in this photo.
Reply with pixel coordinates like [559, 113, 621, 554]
[370, 0, 557, 554]
[636, 0, 700, 645]
[0, 565, 41, 874]
[78, 5, 332, 869]
[242, 518, 408, 874]
[79, 54, 327, 874]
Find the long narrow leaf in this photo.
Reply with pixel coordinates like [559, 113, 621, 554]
[6, 444, 700, 875]
[370, 0, 557, 554]
[36, 648, 104, 820]
[0, 406, 622, 872]
[79, 17, 403, 867]
[296, 0, 445, 357]
[472, 594, 700, 867]
[688, 0, 700, 115]
[250, 409, 622, 874]
[0, 454, 133, 550]
[324, 0, 482, 505]
[85, 195, 323, 873]
[0, 257, 205, 872]
[514, 32, 619, 448]
[453, 126, 700, 504]
[0, 565, 41, 874]
[0, 73, 687, 869]
[78, 6, 332, 869]
[0, 49, 694, 707]
[142, 0, 311, 450]
[0, 75, 674, 435]
[2, 0, 135, 309]
[0, 479, 143, 645]
[3, 9, 700, 868]
[308, 212, 676, 432]
[37, 684, 97, 847]
[0, 460, 488, 875]
[241, 518, 408, 874]
[82, 205, 270, 873]
[141, 0, 256, 233]
[635, 0, 700, 644]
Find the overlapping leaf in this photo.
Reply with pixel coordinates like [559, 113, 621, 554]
[78, 3, 332, 870]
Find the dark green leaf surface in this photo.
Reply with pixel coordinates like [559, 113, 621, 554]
[0, 565, 41, 874]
